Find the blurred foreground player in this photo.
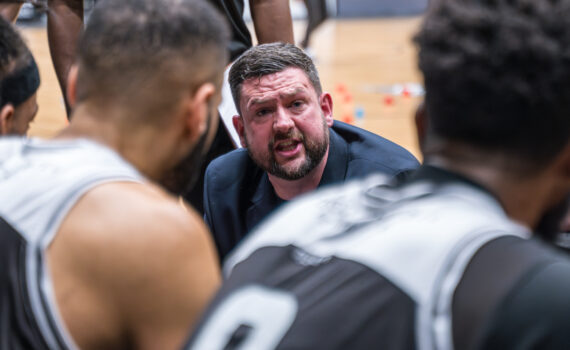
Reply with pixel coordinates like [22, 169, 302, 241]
[0, 0, 228, 349]
[0, 16, 39, 135]
[187, 0, 570, 348]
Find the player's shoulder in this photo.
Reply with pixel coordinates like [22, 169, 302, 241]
[49, 182, 220, 348]
[224, 174, 392, 271]
[479, 252, 570, 349]
[62, 181, 208, 255]
[0, 137, 29, 164]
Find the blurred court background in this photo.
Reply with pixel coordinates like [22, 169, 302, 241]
[16, 0, 426, 160]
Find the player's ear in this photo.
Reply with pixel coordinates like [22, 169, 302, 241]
[0, 103, 15, 135]
[415, 101, 428, 153]
[232, 115, 247, 148]
[187, 82, 216, 141]
[319, 93, 334, 127]
[66, 64, 79, 109]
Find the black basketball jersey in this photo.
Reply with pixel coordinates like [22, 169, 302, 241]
[185, 166, 570, 350]
[0, 137, 143, 349]
[208, 0, 252, 61]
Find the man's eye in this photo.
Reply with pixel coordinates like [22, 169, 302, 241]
[256, 108, 271, 116]
[291, 101, 304, 108]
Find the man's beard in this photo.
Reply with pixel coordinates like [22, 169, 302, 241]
[159, 107, 216, 195]
[246, 118, 329, 181]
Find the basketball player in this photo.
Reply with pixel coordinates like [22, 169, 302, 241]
[0, 0, 228, 349]
[0, 0, 82, 115]
[300, 0, 327, 50]
[186, 0, 570, 348]
[0, 16, 39, 135]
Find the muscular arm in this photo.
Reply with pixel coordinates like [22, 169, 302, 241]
[47, 0, 83, 117]
[249, 0, 294, 44]
[0, 3, 22, 23]
[48, 182, 221, 349]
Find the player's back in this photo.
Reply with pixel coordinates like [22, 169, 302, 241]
[0, 137, 142, 349]
[186, 167, 570, 349]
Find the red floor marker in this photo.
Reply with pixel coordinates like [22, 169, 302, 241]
[336, 83, 347, 94]
[383, 95, 394, 105]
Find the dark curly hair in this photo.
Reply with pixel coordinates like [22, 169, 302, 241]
[0, 16, 34, 103]
[415, 0, 570, 168]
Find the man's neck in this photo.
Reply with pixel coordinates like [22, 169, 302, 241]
[425, 152, 559, 230]
[268, 149, 329, 201]
[55, 105, 170, 181]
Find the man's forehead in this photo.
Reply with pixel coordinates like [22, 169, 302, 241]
[243, 68, 312, 90]
[241, 68, 314, 101]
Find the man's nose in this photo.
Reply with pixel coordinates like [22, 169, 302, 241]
[272, 107, 294, 133]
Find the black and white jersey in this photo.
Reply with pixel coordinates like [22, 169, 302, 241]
[0, 138, 143, 350]
[186, 166, 570, 350]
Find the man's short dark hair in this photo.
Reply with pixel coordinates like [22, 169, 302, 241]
[76, 0, 230, 121]
[0, 16, 35, 107]
[415, 0, 570, 169]
[229, 42, 322, 113]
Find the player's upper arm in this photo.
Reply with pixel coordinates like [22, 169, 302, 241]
[249, 0, 294, 44]
[49, 182, 221, 350]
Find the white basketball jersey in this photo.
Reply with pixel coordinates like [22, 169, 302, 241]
[0, 137, 144, 350]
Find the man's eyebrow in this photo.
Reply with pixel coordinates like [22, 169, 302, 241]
[280, 88, 307, 99]
[248, 97, 273, 108]
[247, 88, 307, 109]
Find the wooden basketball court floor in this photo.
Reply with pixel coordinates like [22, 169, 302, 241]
[18, 16, 424, 160]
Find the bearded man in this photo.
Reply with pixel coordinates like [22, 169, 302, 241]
[204, 42, 419, 262]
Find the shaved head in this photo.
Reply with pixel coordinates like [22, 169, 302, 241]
[76, 0, 230, 123]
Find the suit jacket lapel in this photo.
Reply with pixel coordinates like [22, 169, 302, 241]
[246, 172, 284, 233]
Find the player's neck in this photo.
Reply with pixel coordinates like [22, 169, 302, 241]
[268, 149, 329, 201]
[426, 150, 562, 231]
[56, 104, 173, 181]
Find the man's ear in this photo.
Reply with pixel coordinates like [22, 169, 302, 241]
[0, 103, 15, 135]
[415, 101, 428, 152]
[319, 93, 334, 127]
[185, 82, 216, 141]
[232, 115, 247, 148]
[66, 64, 79, 109]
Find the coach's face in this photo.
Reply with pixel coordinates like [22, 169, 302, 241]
[233, 67, 334, 180]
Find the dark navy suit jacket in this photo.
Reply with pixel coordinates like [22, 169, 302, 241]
[203, 121, 420, 262]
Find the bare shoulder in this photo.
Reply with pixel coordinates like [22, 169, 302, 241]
[55, 180, 220, 288]
[75, 181, 207, 242]
[49, 181, 220, 349]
